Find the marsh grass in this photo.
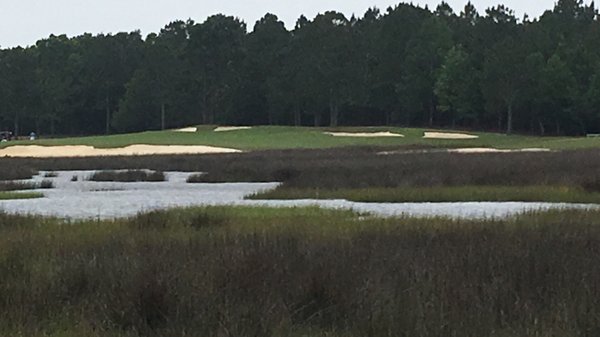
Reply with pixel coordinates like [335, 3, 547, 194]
[7, 147, 600, 202]
[0, 206, 600, 336]
[39, 180, 54, 189]
[251, 185, 600, 203]
[5, 147, 600, 187]
[0, 191, 43, 200]
[0, 180, 54, 191]
[0, 162, 36, 181]
[88, 170, 166, 182]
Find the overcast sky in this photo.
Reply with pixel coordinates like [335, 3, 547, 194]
[0, 0, 587, 48]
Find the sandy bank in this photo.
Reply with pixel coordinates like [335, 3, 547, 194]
[174, 127, 198, 133]
[423, 132, 479, 139]
[214, 126, 252, 132]
[0, 144, 241, 158]
[448, 148, 551, 154]
[379, 148, 551, 155]
[325, 131, 404, 138]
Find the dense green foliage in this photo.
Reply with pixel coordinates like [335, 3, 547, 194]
[0, 206, 600, 336]
[1, 1, 600, 136]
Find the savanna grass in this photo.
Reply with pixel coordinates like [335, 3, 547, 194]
[0, 206, 599, 336]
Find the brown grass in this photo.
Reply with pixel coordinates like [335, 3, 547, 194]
[0, 207, 599, 336]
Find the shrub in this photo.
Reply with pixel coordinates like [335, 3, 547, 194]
[39, 180, 54, 189]
[88, 170, 166, 182]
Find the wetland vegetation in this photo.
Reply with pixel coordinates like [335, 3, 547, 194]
[0, 206, 599, 336]
[6, 147, 600, 203]
[88, 170, 166, 182]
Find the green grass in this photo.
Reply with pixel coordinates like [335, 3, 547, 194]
[2, 125, 600, 151]
[0, 191, 43, 200]
[2, 206, 600, 335]
[250, 185, 600, 204]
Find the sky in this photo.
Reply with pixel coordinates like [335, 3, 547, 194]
[0, 0, 586, 48]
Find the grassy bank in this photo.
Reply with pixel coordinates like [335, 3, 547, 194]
[250, 185, 600, 203]
[0, 191, 43, 200]
[2, 125, 600, 151]
[0, 206, 599, 336]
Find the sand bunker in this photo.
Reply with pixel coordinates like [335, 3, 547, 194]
[378, 148, 551, 155]
[325, 132, 404, 138]
[0, 144, 241, 158]
[214, 126, 252, 132]
[448, 148, 551, 154]
[423, 132, 479, 140]
[174, 127, 198, 133]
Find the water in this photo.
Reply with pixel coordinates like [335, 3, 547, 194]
[0, 171, 596, 220]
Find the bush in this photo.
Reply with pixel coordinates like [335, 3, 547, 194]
[88, 170, 166, 182]
[39, 180, 54, 189]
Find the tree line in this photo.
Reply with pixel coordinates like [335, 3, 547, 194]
[1, 0, 599, 136]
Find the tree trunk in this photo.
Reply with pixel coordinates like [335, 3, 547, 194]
[506, 103, 513, 135]
[428, 94, 437, 127]
[161, 103, 166, 130]
[538, 120, 545, 136]
[314, 113, 322, 127]
[428, 104, 434, 127]
[329, 102, 339, 127]
[14, 112, 19, 138]
[268, 110, 274, 125]
[105, 91, 111, 134]
[293, 108, 301, 127]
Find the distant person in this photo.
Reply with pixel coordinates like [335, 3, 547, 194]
[29, 132, 36, 140]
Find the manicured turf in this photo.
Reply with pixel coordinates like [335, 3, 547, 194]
[250, 185, 600, 204]
[2, 125, 600, 150]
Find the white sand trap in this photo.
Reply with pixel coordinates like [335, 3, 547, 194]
[449, 148, 551, 154]
[378, 148, 551, 155]
[214, 126, 252, 132]
[0, 144, 241, 158]
[174, 127, 197, 133]
[424, 132, 479, 140]
[325, 131, 404, 138]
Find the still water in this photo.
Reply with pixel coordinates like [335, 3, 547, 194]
[0, 171, 595, 220]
